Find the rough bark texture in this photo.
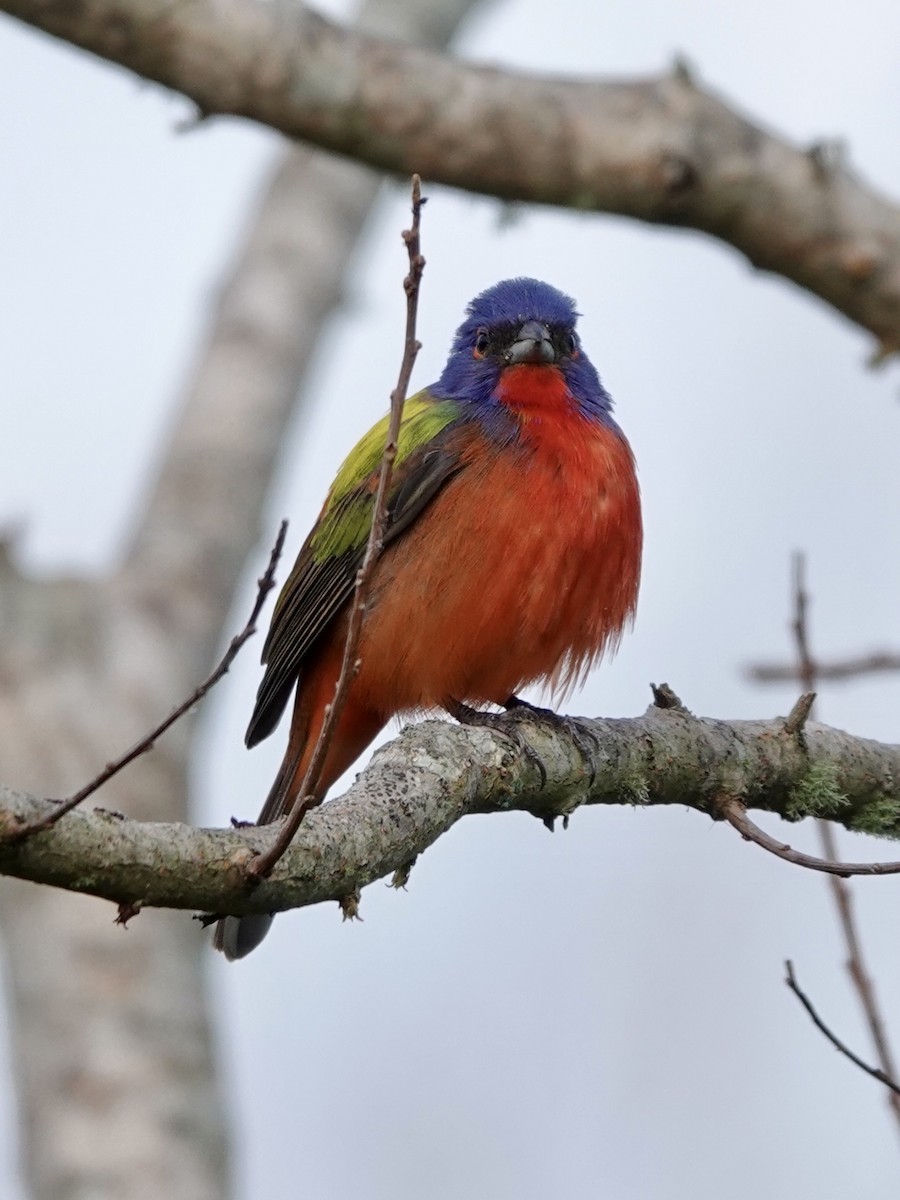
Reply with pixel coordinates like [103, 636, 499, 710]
[4, 0, 900, 349]
[0, 2, 482, 1198]
[2, 705, 899, 920]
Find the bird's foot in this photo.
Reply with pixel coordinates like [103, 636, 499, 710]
[446, 698, 549, 789]
[502, 695, 601, 790]
[339, 889, 363, 922]
[447, 697, 600, 830]
[390, 857, 417, 890]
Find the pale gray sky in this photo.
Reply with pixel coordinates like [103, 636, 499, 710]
[3, 1, 900, 1197]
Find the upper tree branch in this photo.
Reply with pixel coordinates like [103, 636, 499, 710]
[4, 0, 900, 350]
[2, 706, 899, 917]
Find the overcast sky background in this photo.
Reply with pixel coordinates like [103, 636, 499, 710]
[3, 1, 900, 1197]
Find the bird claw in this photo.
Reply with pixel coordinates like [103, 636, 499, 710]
[390, 857, 417, 890]
[448, 698, 598, 832]
[503, 695, 600, 788]
[447, 698, 548, 787]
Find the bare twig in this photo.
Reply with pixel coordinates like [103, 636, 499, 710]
[785, 961, 900, 1097]
[788, 553, 900, 1134]
[783, 691, 817, 736]
[718, 796, 900, 877]
[246, 176, 426, 882]
[2, 521, 288, 843]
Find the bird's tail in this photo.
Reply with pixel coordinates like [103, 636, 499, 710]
[212, 749, 306, 960]
[212, 681, 386, 960]
[212, 911, 275, 960]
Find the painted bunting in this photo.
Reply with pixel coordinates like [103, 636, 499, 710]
[214, 278, 642, 958]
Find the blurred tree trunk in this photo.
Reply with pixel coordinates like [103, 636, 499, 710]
[0, 2, 483, 1196]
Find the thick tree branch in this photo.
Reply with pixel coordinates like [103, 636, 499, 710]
[5, 1, 900, 350]
[2, 707, 899, 917]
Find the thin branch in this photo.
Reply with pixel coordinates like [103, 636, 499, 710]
[816, 818, 900, 1127]
[785, 961, 900, 1098]
[5, 0, 900, 350]
[718, 796, 900, 878]
[3, 704, 900, 916]
[1, 522, 287, 843]
[246, 176, 426, 881]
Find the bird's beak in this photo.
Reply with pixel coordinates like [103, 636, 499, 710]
[506, 320, 555, 365]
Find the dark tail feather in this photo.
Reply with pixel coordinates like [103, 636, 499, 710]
[212, 748, 301, 960]
[213, 913, 274, 960]
[212, 683, 384, 961]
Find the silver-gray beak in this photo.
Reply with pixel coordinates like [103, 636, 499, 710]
[506, 320, 555, 365]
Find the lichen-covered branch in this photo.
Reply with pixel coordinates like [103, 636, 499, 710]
[4, 0, 900, 349]
[2, 706, 898, 918]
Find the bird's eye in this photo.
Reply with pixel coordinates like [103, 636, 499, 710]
[474, 328, 490, 356]
[566, 332, 579, 354]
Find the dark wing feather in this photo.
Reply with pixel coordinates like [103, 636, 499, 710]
[245, 428, 466, 747]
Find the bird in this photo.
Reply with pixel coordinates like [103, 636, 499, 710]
[214, 277, 642, 959]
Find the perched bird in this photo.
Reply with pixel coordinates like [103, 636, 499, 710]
[214, 278, 642, 959]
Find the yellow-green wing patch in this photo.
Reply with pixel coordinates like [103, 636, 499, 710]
[310, 393, 460, 562]
[245, 393, 465, 747]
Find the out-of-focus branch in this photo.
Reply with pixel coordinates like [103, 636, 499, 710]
[784, 553, 900, 1138]
[748, 650, 900, 684]
[2, 703, 900, 917]
[4, 0, 900, 351]
[818, 815, 900, 1142]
